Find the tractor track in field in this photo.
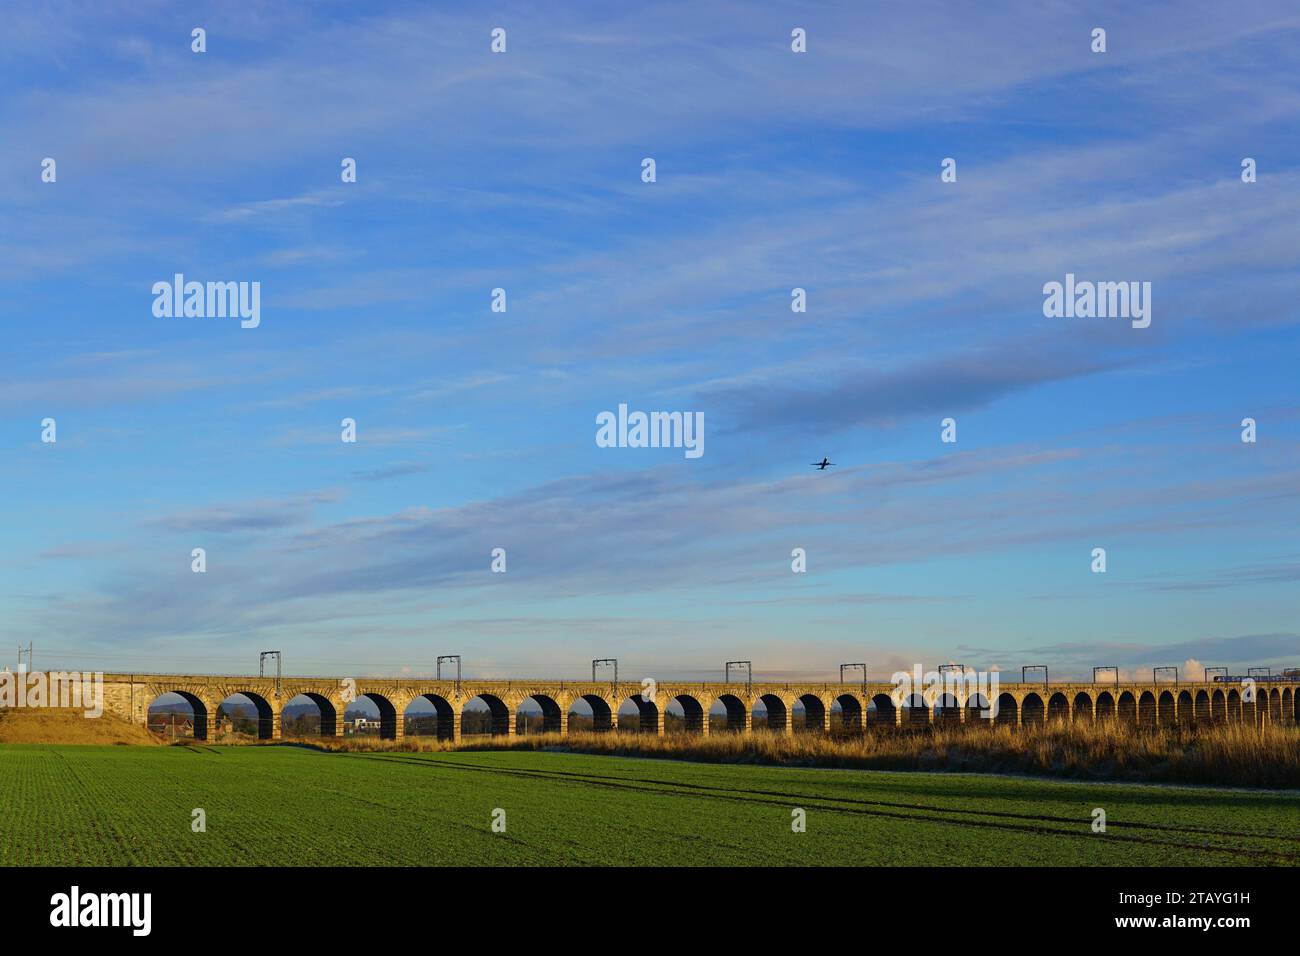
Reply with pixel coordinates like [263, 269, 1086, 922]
[340, 751, 1300, 864]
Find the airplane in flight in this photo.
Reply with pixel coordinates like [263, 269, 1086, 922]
[810, 457, 835, 470]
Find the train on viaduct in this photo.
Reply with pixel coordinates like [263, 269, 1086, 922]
[102, 671, 1300, 742]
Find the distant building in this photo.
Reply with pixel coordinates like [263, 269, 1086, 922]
[149, 714, 194, 737]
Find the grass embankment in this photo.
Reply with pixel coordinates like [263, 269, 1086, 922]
[0, 707, 157, 746]
[278, 722, 1300, 789]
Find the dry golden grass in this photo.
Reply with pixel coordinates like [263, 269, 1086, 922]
[0, 707, 159, 745]
[273, 721, 1300, 789]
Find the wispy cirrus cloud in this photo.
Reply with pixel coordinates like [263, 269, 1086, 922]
[150, 490, 342, 534]
[702, 344, 1127, 435]
[351, 462, 429, 482]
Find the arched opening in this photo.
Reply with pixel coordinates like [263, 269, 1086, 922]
[1154, 691, 1175, 723]
[1020, 693, 1044, 726]
[1095, 691, 1115, 721]
[1211, 689, 1226, 722]
[1241, 691, 1257, 726]
[405, 693, 457, 739]
[512, 694, 561, 736]
[342, 692, 397, 739]
[794, 694, 827, 733]
[461, 694, 509, 736]
[1047, 693, 1069, 723]
[280, 693, 337, 737]
[752, 694, 789, 732]
[617, 694, 659, 734]
[833, 694, 863, 735]
[1194, 690, 1210, 722]
[1227, 689, 1242, 722]
[902, 693, 930, 728]
[1284, 688, 1294, 725]
[867, 694, 896, 729]
[147, 691, 207, 741]
[965, 693, 992, 726]
[665, 694, 706, 734]
[215, 692, 274, 740]
[934, 693, 961, 726]
[709, 694, 747, 733]
[1138, 691, 1157, 725]
[994, 693, 1017, 726]
[568, 694, 613, 733]
[1157, 691, 1176, 725]
[1072, 692, 1093, 723]
[1117, 691, 1137, 723]
[1174, 690, 1192, 725]
[660, 697, 702, 733]
[1269, 689, 1282, 722]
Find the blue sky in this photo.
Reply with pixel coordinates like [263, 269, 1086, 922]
[2, 1, 1297, 681]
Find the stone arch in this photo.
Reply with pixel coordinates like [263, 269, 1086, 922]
[754, 693, 789, 732]
[1117, 691, 1137, 723]
[668, 693, 706, 733]
[407, 693, 457, 739]
[1047, 692, 1070, 722]
[994, 692, 1017, 726]
[710, 694, 747, 733]
[1095, 691, 1115, 721]
[795, 694, 828, 733]
[463, 693, 511, 736]
[567, 694, 613, 733]
[1284, 688, 1294, 724]
[1227, 688, 1242, 722]
[1268, 688, 1282, 722]
[867, 693, 896, 728]
[1240, 692, 1256, 725]
[902, 693, 930, 728]
[833, 694, 864, 733]
[619, 693, 659, 734]
[1071, 692, 1093, 723]
[513, 694, 562, 735]
[934, 693, 961, 726]
[147, 690, 209, 740]
[965, 693, 991, 726]
[281, 692, 338, 737]
[1211, 689, 1226, 722]
[1175, 690, 1192, 725]
[1157, 690, 1176, 725]
[1138, 691, 1157, 725]
[1194, 690, 1210, 722]
[350, 692, 398, 739]
[217, 690, 275, 740]
[1020, 693, 1044, 726]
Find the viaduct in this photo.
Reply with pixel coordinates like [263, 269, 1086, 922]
[103, 672, 1300, 742]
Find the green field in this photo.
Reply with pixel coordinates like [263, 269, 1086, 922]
[2, 743, 1296, 866]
